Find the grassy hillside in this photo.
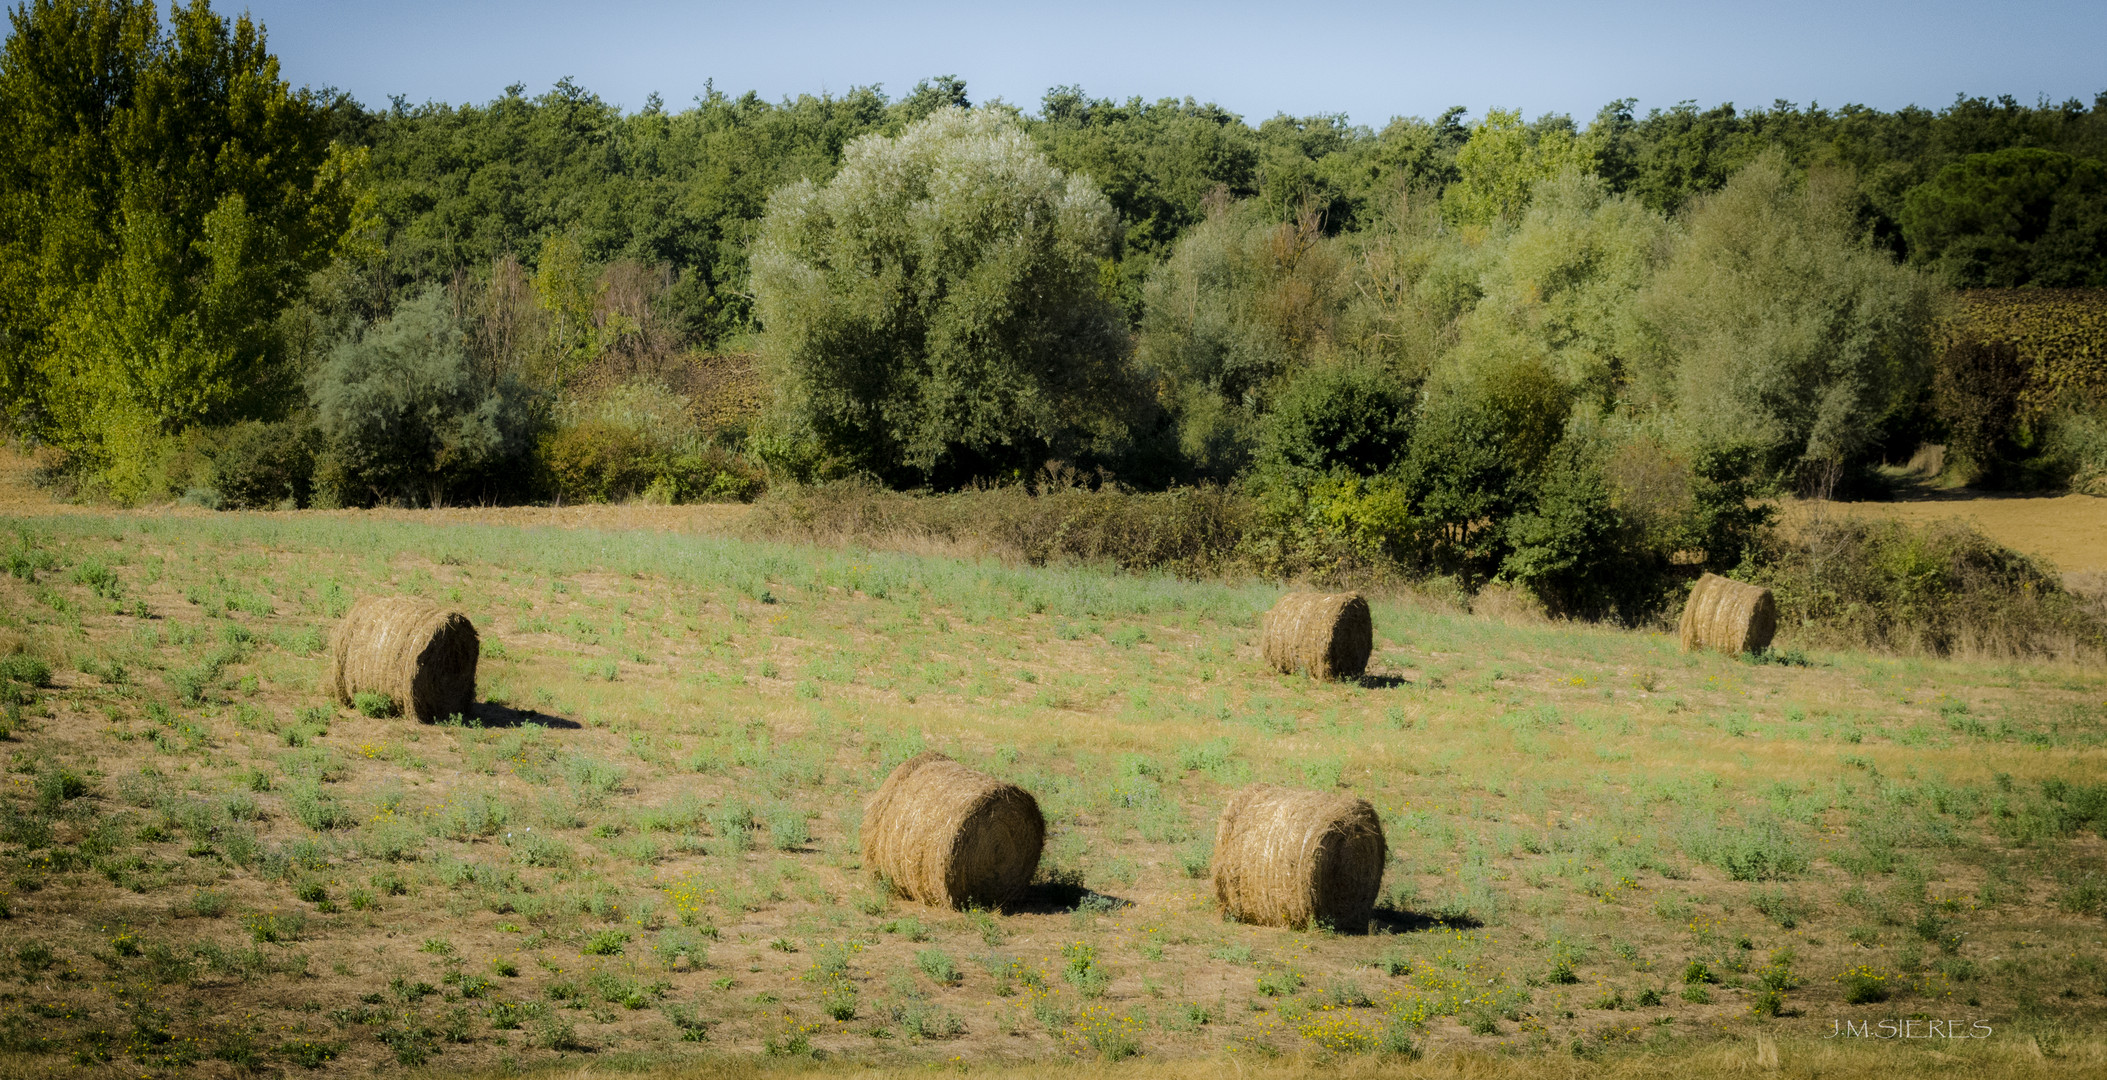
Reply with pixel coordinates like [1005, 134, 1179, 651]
[0, 510, 2101, 1077]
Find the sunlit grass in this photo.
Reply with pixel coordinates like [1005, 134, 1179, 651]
[0, 508, 2099, 1073]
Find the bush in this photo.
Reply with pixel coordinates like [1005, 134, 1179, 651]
[745, 478, 1253, 576]
[308, 287, 538, 507]
[1682, 445, 1774, 568]
[0, 654, 51, 692]
[285, 781, 353, 831]
[541, 428, 760, 505]
[1932, 338, 2028, 481]
[1256, 362, 1416, 478]
[210, 420, 319, 509]
[538, 380, 763, 504]
[1838, 965, 1891, 1005]
[528, 1010, 580, 1050]
[279, 1039, 340, 1068]
[1752, 517, 2107, 659]
[1750, 888, 1804, 929]
[244, 911, 306, 943]
[916, 949, 962, 986]
[764, 804, 810, 851]
[2040, 406, 2107, 494]
[581, 929, 629, 956]
[1399, 355, 1572, 578]
[1255, 968, 1303, 997]
[661, 1001, 713, 1041]
[1499, 434, 1634, 617]
[32, 769, 85, 812]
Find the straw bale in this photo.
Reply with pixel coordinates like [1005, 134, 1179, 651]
[327, 596, 480, 721]
[1677, 573, 1778, 656]
[1260, 591, 1373, 679]
[861, 752, 1044, 909]
[1210, 783, 1386, 931]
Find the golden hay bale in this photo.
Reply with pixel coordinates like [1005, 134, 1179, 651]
[1677, 573, 1779, 656]
[327, 596, 479, 721]
[1210, 784, 1386, 931]
[861, 752, 1044, 910]
[1260, 591, 1373, 679]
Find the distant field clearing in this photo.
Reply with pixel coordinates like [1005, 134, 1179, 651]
[1782, 493, 2107, 577]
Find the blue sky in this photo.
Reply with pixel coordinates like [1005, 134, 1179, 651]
[244, 0, 2106, 124]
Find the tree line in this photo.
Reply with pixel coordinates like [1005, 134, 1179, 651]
[3, 1, 2106, 617]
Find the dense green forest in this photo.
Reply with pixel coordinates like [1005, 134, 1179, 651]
[4, 0, 2107, 620]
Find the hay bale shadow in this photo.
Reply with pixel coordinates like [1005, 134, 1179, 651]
[466, 702, 582, 730]
[1009, 878, 1129, 916]
[1371, 905, 1484, 934]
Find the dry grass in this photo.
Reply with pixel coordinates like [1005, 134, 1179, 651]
[328, 595, 480, 721]
[1211, 785, 1385, 931]
[393, 1032, 2107, 1079]
[1260, 593, 1374, 679]
[0, 488, 2100, 1074]
[1676, 575, 1776, 657]
[860, 752, 1044, 909]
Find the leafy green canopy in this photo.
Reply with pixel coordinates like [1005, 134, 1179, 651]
[0, 0, 357, 496]
[751, 108, 1145, 486]
[1256, 363, 1415, 479]
[1901, 147, 2107, 287]
[1442, 108, 1595, 227]
[327, 83, 2107, 350]
[347, 80, 904, 347]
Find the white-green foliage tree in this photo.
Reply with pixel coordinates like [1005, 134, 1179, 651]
[1636, 155, 1941, 473]
[751, 107, 1141, 484]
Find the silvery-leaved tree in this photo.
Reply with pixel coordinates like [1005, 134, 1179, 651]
[751, 107, 1146, 487]
[1635, 153, 1941, 485]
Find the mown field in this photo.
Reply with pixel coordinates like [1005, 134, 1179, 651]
[0, 509, 2102, 1078]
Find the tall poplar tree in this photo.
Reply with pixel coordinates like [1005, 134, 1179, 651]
[0, 0, 358, 495]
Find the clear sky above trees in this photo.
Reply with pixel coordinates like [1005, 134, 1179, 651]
[244, 0, 2107, 124]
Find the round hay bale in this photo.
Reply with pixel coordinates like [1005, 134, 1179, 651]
[861, 752, 1044, 910]
[1210, 783, 1386, 931]
[327, 596, 479, 722]
[1260, 592, 1373, 679]
[1677, 573, 1778, 656]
